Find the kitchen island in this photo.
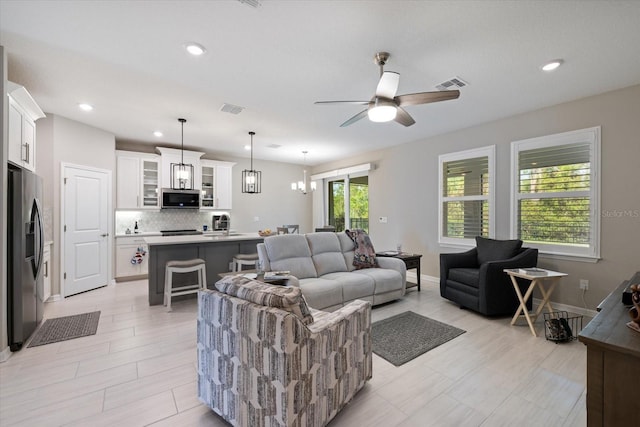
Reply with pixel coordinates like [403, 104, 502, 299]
[145, 233, 264, 305]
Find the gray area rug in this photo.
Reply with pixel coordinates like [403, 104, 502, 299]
[372, 311, 465, 366]
[28, 311, 101, 347]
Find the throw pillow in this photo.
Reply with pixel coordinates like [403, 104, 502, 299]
[475, 236, 523, 265]
[346, 229, 378, 269]
[215, 275, 314, 325]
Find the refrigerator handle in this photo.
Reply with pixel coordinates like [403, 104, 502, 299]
[33, 198, 45, 280]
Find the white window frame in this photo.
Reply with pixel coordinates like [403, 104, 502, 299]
[510, 126, 601, 261]
[439, 145, 496, 247]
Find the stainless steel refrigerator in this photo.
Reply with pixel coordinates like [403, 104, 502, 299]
[7, 164, 45, 351]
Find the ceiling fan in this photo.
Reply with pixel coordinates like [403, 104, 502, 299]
[315, 52, 460, 127]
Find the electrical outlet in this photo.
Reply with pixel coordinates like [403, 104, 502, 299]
[379, 216, 388, 223]
[579, 279, 589, 290]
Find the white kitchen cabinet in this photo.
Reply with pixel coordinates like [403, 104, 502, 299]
[115, 236, 149, 279]
[156, 147, 204, 190]
[200, 159, 235, 210]
[116, 151, 161, 209]
[7, 82, 45, 172]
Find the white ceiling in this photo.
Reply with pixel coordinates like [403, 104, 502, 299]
[2, 0, 640, 166]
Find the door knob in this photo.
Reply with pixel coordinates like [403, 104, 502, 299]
[101, 233, 109, 237]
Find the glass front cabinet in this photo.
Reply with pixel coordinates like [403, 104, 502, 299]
[116, 151, 161, 209]
[200, 159, 235, 211]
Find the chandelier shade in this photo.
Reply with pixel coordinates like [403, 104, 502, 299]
[242, 131, 262, 194]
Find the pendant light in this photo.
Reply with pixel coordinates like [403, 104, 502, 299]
[171, 118, 195, 189]
[242, 131, 262, 193]
[291, 151, 316, 194]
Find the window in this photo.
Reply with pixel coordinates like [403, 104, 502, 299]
[328, 175, 369, 232]
[511, 127, 600, 259]
[439, 146, 495, 245]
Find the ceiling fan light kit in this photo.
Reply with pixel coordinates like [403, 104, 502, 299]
[315, 51, 460, 127]
[368, 98, 397, 122]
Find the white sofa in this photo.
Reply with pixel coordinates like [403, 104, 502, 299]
[257, 232, 406, 311]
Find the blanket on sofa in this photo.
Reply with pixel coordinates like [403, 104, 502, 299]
[346, 229, 378, 269]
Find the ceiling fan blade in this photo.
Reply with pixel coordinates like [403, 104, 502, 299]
[395, 90, 460, 107]
[340, 109, 368, 127]
[394, 107, 416, 127]
[375, 71, 400, 99]
[314, 100, 369, 106]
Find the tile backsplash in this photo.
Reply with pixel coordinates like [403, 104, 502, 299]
[115, 210, 224, 234]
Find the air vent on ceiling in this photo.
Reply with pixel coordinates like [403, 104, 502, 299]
[267, 144, 282, 149]
[435, 76, 468, 91]
[220, 103, 245, 115]
[237, 0, 261, 8]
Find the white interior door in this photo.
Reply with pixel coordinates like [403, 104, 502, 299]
[63, 165, 111, 296]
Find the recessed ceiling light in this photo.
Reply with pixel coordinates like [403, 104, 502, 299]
[244, 145, 251, 151]
[78, 103, 93, 112]
[541, 59, 563, 72]
[153, 131, 163, 137]
[185, 43, 206, 56]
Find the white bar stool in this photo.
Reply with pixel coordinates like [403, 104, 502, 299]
[164, 258, 206, 311]
[232, 253, 259, 272]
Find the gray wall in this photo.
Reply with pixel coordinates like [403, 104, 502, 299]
[36, 114, 117, 298]
[312, 84, 640, 310]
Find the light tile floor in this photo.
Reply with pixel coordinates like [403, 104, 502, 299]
[0, 280, 587, 426]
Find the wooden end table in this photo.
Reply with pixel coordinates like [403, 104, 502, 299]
[376, 252, 422, 291]
[504, 268, 567, 336]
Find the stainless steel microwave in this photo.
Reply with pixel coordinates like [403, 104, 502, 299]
[161, 188, 200, 209]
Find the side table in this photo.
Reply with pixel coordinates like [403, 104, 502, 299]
[504, 268, 567, 336]
[376, 252, 422, 291]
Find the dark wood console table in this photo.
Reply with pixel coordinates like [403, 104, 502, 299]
[376, 252, 422, 291]
[578, 271, 640, 427]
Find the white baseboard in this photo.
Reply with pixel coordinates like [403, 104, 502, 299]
[0, 346, 13, 363]
[533, 298, 598, 318]
[47, 294, 63, 302]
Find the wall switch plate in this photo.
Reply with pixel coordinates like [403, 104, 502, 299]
[580, 279, 589, 290]
[379, 216, 388, 223]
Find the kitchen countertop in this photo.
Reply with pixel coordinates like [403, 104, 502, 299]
[115, 232, 162, 238]
[144, 232, 263, 246]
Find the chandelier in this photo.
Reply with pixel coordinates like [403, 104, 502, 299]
[170, 118, 194, 189]
[242, 131, 262, 194]
[291, 151, 316, 194]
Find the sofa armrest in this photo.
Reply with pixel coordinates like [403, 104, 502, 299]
[482, 247, 539, 273]
[478, 248, 538, 314]
[307, 299, 371, 334]
[440, 248, 478, 271]
[256, 242, 271, 272]
[376, 256, 407, 287]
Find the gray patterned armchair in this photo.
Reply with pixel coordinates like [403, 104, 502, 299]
[197, 276, 372, 427]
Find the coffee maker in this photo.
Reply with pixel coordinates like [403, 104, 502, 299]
[212, 213, 230, 233]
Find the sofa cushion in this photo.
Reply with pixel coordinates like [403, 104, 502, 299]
[264, 234, 318, 279]
[215, 275, 314, 325]
[475, 236, 522, 265]
[448, 268, 481, 289]
[306, 232, 349, 276]
[346, 229, 378, 269]
[353, 268, 401, 295]
[298, 278, 344, 310]
[321, 272, 375, 301]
